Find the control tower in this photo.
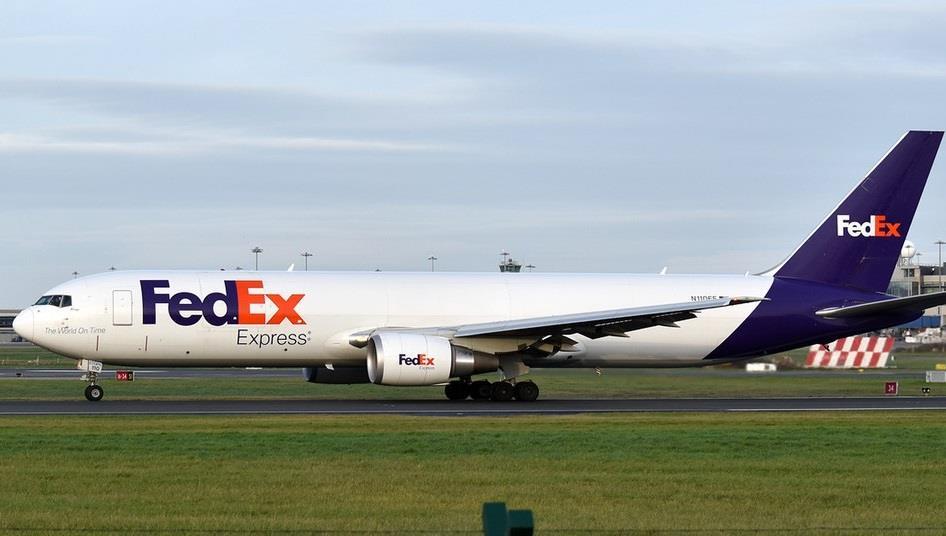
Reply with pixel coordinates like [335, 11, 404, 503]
[498, 251, 522, 273]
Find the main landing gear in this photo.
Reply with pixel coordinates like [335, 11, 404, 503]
[444, 378, 539, 402]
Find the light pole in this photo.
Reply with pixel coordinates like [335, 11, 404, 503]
[427, 256, 438, 272]
[936, 240, 946, 327]
[301, 251, 313, 271]
[936, 241, 945, 290]
[251, 246, 263, 270]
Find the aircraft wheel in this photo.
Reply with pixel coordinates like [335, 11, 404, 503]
[444, 381, 470, 401]
[514, 381, 539, 402]
[84, 384, 104, 402]
[490, 381, 515, 402]
[469, 380, 492, 400]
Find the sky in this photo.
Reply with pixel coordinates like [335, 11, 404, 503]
[3, 1, 946, 307]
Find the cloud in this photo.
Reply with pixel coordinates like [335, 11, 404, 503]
[348, 19, 946, 173]
[0, 34, 98, 46]
[354, 17, 946, 108]
[0, 131, 461, 156]
[0, 77, 447, 131]
[358, 12, 946, 78]
[4, 3, 946, 307]
[0, 75, 471, 155]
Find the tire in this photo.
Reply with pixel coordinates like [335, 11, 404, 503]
[490, 381, 514, 402]
[514, 381, 539, 402]
[444, 381, 470, 401]
[469, 380, 492, 400]
[84, 384, 104, 402]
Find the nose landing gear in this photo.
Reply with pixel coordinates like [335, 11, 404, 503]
[78, 359, 104, 402]
[84, 382, 104, 402]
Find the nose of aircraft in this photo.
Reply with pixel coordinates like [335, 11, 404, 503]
[12, 309, 33, 341]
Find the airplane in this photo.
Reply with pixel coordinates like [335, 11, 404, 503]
[13, 130, 946, 402]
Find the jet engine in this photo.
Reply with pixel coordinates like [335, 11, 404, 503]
[366, 332, 498, 386]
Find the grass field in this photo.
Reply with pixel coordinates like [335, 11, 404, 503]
[4, 345, 946, 400]
[4, 348, 946, 534]
[1, 413, 945, 534]
[0, 345, 78, 368]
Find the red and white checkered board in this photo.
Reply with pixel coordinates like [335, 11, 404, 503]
[806, 336, 893, 368]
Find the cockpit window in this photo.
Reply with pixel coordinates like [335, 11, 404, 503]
[33, 295, 72, 307]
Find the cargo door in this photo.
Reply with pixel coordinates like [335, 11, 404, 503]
[112, 290, 133, 326]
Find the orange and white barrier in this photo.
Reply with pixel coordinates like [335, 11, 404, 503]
[806, 336, 893, 368]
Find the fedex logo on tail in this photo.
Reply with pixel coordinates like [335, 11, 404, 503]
[836, 215, 901, 238]
[141, 280, 305, 326]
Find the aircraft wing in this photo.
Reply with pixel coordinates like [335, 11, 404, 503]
[452, 296, 765, 340]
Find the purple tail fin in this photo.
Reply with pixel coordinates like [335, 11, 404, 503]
[769, 131, 943, 293]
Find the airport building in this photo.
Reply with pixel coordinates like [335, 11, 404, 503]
[886, 244, 945, 328]
[0, 309, 22, 343]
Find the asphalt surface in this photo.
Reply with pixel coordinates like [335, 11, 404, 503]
[0, 367, 934, 380]
[0, 368, 300, 379]
[1, 397, 945, 416]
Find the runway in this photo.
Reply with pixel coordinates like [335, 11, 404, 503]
[0, 368, 300, 379]
[1, 397, 945, 416]
[0, 367, 933, 380]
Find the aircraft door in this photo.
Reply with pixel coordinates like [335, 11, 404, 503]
[112, 290, 133, 326]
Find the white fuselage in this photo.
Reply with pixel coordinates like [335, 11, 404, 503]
[18, 270, 772, 368]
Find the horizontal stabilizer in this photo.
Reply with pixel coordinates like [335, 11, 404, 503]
[815, 291, 946, 318]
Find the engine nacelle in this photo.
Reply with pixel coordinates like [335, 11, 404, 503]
[366, 332, 498, 386]
[303, 365, 371, 384]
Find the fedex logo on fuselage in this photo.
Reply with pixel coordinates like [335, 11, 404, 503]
[141, 280, 305, 326]
[398, 353, 435, 367]
[836, 215, 901, 238]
